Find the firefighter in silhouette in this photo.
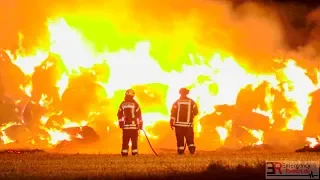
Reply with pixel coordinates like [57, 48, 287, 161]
[117, 89, 143, 156]
[170, 88, 199, 155]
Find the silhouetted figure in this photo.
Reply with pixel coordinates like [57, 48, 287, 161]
[170, 88, 199, 155]
[117, 89, 143, 156]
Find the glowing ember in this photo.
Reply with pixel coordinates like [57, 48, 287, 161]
[306, 137, 319, 148]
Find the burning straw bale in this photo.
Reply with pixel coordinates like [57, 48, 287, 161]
[227, 127, 259, 145]
[200, 105, 235, 128]
[32, 59, 63, 106]
[296, 144, 320, 152]
[3, 125, 50, 147]
[0, 102, 19, 125]
[296, 136, 320, 152]
[54, 126, 100, 153]
[199, 102, 269, 148]
[88, 114, 116, 140]
[4, 125, 30, 143]
[264, 130, 306, 149]
[55, 140, 98, 153]
[236, 84, 265, 112]
[304, 89, 320, 136]
[233, 111, 270, 131]
[23, 101, 47, 129]
[44, 114, 65, 129]
[0, 61, 25, 98]
[62, 126, 100, 143]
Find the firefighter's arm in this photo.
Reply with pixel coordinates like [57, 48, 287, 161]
[170, 101, 178, 129]
[135, 102, 143, 130]
[117, 103, 124, 128]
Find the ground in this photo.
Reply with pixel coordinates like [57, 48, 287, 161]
[0, 150, 319, 180]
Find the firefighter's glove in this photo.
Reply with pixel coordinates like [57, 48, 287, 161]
[136, 119, 143, 130]
[139, 124, 143, 130]
[170, 118, 174, 130]
[119, 120, 124, 129]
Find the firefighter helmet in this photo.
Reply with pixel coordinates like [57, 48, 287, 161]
[125, 89, 135, 97]
[179, 88, 189, 95]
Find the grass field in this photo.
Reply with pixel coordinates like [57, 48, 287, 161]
[0, 150, 319, 180]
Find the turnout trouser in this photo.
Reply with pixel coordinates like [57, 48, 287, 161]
[121, 129, 139, 156]
[175, 126, 195, 154]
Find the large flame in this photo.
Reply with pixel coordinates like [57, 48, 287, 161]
[0, 13, 319, 151]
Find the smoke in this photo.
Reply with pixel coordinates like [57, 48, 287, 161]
[294, 7, 320, 60]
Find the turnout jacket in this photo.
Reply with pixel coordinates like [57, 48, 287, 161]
[117, 99, 142, 130]
[170, 97, 198, 127]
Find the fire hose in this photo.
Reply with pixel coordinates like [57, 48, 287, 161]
[141, 129, 159, 156]
[141, 118, 193, 155]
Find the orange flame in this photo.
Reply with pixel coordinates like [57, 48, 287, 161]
[306, 137, 319, 148]
[2, 15, 320, 149]
[216, 120, 232, 144]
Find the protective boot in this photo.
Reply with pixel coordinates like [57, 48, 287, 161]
[177, 149, 184, 155]
[189, 146, 196, 155]
[121, 150, 128, 156]
[132, 148, 138, 156]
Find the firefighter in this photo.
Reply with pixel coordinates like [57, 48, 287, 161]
[117, 89, 143, 156]
[170, 87, 199, 155]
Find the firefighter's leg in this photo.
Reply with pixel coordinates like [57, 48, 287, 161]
[186, 127, 195, 154]
[175, 127, 185, 155]
[131, 129, 139, 155]
[121, 130, 130, 156]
